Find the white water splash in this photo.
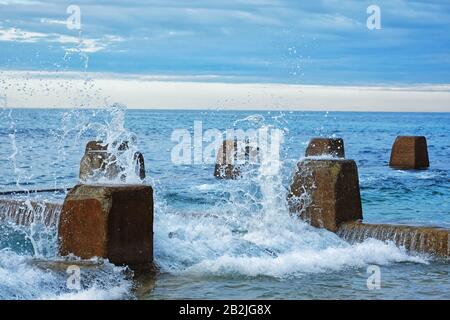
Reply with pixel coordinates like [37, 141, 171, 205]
[85, 103, 144, 184]
[153, 119, 427, 278]
[0, 250, 132, 300]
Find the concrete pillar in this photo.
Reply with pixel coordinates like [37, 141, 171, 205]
[58, 184, 153, 268]
[79, 141, 146, 182]
[287, 159, 362, 232]
[214, 140, 240, 179]
[305, 138, 345, 158]
[389, 136, 429, 169]
[214, 140, 258, 179]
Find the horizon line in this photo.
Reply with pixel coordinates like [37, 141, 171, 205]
[1, 70, 450, 89]
[1, 70, 449, 112]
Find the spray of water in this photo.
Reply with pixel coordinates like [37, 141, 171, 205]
[0, 28, 147, 299]
[153, 116, 426, 278]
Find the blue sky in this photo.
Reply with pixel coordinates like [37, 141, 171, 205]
[0, 0, 449, 85]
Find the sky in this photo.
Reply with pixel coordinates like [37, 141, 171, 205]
[0, 0, 449, 110]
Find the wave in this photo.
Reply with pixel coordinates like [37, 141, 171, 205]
[0, 249, 132, 300]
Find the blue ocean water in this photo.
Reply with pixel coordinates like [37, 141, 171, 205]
[0, 108, 449, 299]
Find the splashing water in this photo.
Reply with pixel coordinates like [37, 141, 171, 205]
[57, 102, 144, 185]
[0, 102, 141, 299]
[0, 250, 133, 300]
[233, 114, 266, 127]
[0, 33, 146, 299]
[95, 103, 143, 184]
[153, 117, 427, 278]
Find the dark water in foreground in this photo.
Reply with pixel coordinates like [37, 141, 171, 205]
[0, 109, 449, 299]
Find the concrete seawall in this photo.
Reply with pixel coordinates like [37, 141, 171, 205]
[288, 137, 449, 258]
[0, 199, 62, 227]
[1, 133, 448, 263]
[337, 222, 449, 257]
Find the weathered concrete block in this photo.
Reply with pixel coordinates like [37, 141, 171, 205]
[337, 222, 449, 257]
[79, 141, 146, 182]
[305, 138, 345, 158]
[214, 140, 240, 179]
[58, 184, 153, 268]
[287, 159, 363, 232]
[389, 136, 429, 169]
[214, 140, 258, 179]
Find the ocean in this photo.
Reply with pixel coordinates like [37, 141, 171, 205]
[0, 107, 449, 299]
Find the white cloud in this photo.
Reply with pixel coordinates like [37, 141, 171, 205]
[0, 27, 47, 42]
[0, 0, 44, 5]
[39, 18, 67, 26]
[0, 27, 124, 52]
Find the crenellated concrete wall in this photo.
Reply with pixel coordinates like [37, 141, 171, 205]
[288, 137, 448, 258]
[1, 136, 447, 267]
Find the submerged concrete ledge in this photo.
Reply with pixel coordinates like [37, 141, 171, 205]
[0, 199, 62, 227]
[337, 222, 449, 257]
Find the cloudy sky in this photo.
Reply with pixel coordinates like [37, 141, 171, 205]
[0, 0, 449, 110]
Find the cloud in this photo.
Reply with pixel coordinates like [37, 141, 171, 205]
[0, 27, 124, 52]
[39, 18, 66, 25]
[0, 0, 44, 5]
[0, 1, 449, 84]
[0, 27, 47, 42]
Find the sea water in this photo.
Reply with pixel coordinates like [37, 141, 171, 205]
[0, 108, 449, 299]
